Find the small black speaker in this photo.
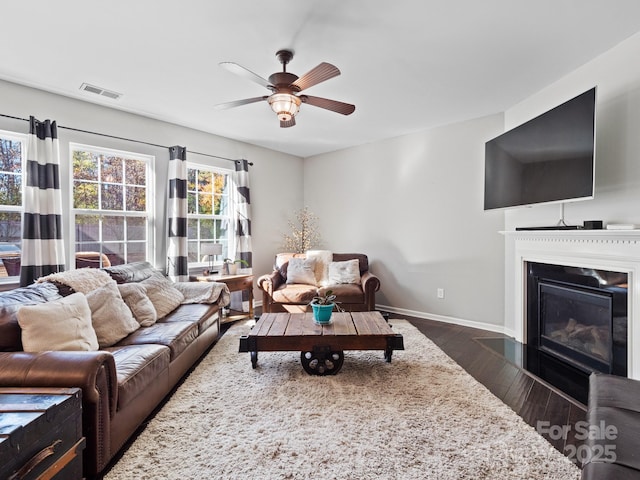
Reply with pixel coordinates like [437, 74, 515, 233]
[583, 220, 603, 229]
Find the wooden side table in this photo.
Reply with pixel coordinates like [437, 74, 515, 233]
[190, 273, 254, 323]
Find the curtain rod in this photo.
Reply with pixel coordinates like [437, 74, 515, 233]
[0, 113, 253, 165]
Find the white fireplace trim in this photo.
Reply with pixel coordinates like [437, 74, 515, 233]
[503, 230, 640, 379]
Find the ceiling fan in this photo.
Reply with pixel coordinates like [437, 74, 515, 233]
[214, 50, 355, 128]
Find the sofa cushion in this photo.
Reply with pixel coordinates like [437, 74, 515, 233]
[141, 272, 185, 319]
[318, 284, 365, 304]
[105, 344, 170, 410]
[85, 280, 140, 348]
[103, 261, 157, 284]
[160, 303, 219, 335]
[328, 259, 362, 285]
[272, 284, 318, 304]
[0, 282, 62, 351]
[17, 293, 99, 352]
[117, 283, 157, 327]
[115, 321, 199, 360]
[286, 257, 317, 285]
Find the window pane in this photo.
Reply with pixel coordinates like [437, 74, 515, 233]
[198, 193, 213, 215]
[101, 155, 123, 183]
[187, 192, 196, 215]
[103, 215, 124, 241]
[0, 212, 21, 243]
[0, 139, 22, 172]
[104, 243, 124, 266]
[126, 186, 146, 211]
[198, 171, 213, 193]
[127, 216, 147, 241]
[0, 174, 21, 206]
[73, 181, 99, 209]
[199, 218, 214, 239]
[75, 214, 101, 242]
[125, 159, 146, 185]
[101, 184, 123, 210]
[75, 242, 101, 253]
[72, 151, 98, 181]
[188, 242, 198, 263]
[126, 242, 146, 263]
[187, 218, 197, 239]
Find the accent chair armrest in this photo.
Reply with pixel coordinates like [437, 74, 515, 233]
[361, 271, 381, 310]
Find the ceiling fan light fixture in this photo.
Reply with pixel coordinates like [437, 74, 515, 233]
[268, 93, 301, 121]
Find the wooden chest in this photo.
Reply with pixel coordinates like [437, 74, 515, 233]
[0, 387, 84, 480]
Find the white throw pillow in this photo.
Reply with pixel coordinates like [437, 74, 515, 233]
[17, 293, 99, 352]
[306, 250, 333, 287]
[286, 257, 318, 285]
[328, 259, 362, 285]
[141, 272, 185, 319]
[118, 283, 158, 327]
[86, 280, 140, 348]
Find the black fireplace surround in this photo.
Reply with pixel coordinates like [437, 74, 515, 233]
[522, 262, 628, 403]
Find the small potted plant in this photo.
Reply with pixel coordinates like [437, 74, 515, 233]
[223, 258, 249, 275]
[310, 290, 343, 324]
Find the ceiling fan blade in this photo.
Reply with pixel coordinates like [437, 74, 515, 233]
[280, 117, 296, 128]
[219, 62, 273, 90]
[292, 62, 340, 92]
[300, 95, 355, 115]
[213, 96, 267, 110]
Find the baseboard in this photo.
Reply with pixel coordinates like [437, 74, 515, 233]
[376, 304, 514, 338]
[255, 300, 514, 338]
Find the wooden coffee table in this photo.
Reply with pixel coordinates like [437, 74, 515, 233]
[238, 311, 404, 375]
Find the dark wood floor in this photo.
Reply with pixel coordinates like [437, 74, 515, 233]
[393, 313, 586, 461]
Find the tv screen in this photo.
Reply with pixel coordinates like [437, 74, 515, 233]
[484, 87, 596, 210]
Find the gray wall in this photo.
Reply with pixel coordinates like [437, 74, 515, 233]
[303, 114, 507, 331]
[0, 79, 304, 292]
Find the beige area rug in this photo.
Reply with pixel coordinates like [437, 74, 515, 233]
[105, 320, 580, 480]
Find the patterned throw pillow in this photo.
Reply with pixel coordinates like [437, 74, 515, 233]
[118, 283, 158, 326]
[140, 272, 185, 319]
[285, 257, 318, 285]
[328, 259, 362, 285]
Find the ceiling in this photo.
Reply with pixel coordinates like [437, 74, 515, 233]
[3, 1, 640, 158]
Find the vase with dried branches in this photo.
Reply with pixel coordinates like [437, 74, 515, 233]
[282, 206, 322, 253]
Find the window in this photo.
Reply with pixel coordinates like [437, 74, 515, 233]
[0, 130, 25, 279]
[71, 144, 154, 267]
[187, 164, 232, 267]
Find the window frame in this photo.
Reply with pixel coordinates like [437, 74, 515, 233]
[0, 129, 26, 281]
[186, 161, 233, 270]
[69, 143, 155, 267]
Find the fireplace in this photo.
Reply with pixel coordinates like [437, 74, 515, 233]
[501, 229, 640, 403]
[526, 262, 627, 378]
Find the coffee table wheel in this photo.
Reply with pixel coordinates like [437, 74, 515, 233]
[250, 351, 258, 369]
[300, 350, 344, 376]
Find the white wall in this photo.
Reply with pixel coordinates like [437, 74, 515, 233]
[304, 114, 507, 331]
[504, 32, 640, 230]
[0, 79, 304, 291]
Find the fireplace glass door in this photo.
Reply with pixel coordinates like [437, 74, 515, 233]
[539, 281, 613, 373]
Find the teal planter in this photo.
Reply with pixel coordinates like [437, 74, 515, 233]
[311, 303, 334, 324]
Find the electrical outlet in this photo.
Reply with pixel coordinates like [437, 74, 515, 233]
[437, 288, 445, 299]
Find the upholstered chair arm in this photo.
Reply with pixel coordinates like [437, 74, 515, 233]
[258, 271, 285, 312]
[361, 271, 381, 310]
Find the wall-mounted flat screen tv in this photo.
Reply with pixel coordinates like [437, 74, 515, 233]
[484, 87, 596, 210]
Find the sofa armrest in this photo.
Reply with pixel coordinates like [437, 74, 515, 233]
[258, 271, 284, 296]
[361, 272, 381, 311]
[0, 350, 118, 417]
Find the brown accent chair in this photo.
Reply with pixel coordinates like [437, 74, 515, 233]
[75, 251, 112, 269]
[258, 253, 380, 313]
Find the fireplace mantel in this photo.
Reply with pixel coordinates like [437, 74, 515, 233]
[502, 229, 640, 379]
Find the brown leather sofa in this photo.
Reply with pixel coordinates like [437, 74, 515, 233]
[0, 262, 224, 478]
[258, 253, 380, 313]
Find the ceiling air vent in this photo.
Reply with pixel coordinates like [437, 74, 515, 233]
[80, 83, 122, 100]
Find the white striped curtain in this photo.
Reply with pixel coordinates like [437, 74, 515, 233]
[233, 159, 252, 268]
[167, 145, 188, 281]
[230, 159, 252, 310]
[20, 116, 65, 286]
